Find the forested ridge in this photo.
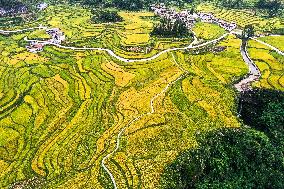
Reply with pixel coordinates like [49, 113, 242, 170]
[1, 0, 283, 17]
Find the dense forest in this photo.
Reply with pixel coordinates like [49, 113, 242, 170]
[151, 17, 192, 38]
[160, 89, 284, 188]
[1, 0, 283, 17]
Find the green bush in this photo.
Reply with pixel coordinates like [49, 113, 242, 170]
[160, 127, 284, 189]
[91, 9, 123, 23]
[151, 18, 192, 38]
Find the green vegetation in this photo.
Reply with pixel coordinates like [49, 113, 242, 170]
[160, 127, 284, 189]
[151, 18, 192, 38]
[239, 89, 284, 150]
[91, 9, 123, 23]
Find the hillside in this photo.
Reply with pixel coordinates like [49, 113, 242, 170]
[0, 1, 283, 189]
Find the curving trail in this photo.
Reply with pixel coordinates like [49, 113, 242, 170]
[0, 26, 47, 34]
[24, 32, 229, 63]
[252, 37, 284, 56]
[101, 53, 189, 189]
[1, 26, 231, 189]
[234, 42, 261, 92]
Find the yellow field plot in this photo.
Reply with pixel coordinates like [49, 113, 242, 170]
[106, 152, 134, 188]
[259, 35, 284, 51]
[248, 40, 284, 90]
[28, 29, 50, 39]
[116, 66, 181, 116]
[124, 33, 150, 45]
[0, 160, 9, 175]
[279, 76, 284, 87]
[118, 12, 154, 45]
[196, 3, 283, 31]
[182, 77, 240, 126]
[11, 33, 28, 41]
[101, 60, 135, 87]
[248, 41, 284, 70]
[9, 52, 49, 65]
[45, 5, 105, 40]
[268, 75, 284, 90]
[32, 100, 90, 176]
[193, 22, 226, 40]
[117, 115, 198, 189]
[10, 103, 33, 126]
[207, 62, 227, 83]
[120, 12, 154, 30]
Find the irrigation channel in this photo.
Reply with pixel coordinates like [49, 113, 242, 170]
[1, 25, 284, 189]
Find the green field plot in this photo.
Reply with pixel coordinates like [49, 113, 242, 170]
[193, 22, 226, 40]
[248, 40, 284, 91]
[197, 3, 284, 33]
[258, 35, 284, 51]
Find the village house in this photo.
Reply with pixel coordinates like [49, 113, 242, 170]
[151, 4, 197, 29]
[46, 28, 65, 44]
[151, 4, 237, 32]
[26, 42, 44, 53]
[37, 3, 48, 11]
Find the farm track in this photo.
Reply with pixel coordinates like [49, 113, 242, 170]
[252, 37, 284, 56]
[101, 53, 189, 189]
[23, 30, 231, 63]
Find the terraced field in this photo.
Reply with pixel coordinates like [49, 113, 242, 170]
[0, 3, 283, 189]
[248, 39, 284, 90]
[197, 3, 284, 33]
[258, 35, 284, 51]
[192, 22, 226, 40]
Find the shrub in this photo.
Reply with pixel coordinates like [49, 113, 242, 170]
[151, 18, 192, 38]
[160, 127, 284, 189]
[91, 9, 123, 23]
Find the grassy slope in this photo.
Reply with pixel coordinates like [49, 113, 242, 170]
[248, 39, 284, 91]
[193, 22, 226, 40]
[196, 3, 284, 33]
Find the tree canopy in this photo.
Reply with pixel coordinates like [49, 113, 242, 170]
[151, 18, 192, 38]
[160, 127, 284, 189]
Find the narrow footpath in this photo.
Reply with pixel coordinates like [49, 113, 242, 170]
[234, 42, 261, 92]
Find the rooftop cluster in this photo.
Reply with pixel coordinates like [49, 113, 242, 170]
[198, 13, 237, 31]
[151, 4, 237, 32]
[26, 28, 65, 53]
[151, 4, 198, 29]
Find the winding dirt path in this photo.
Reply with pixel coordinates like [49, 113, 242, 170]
[101, 53, 189, 189]
[234, 42, 261, 92]
[24, 32, 228, 63]
[252, 37, 284, 56]
[0, 25, 47, 34]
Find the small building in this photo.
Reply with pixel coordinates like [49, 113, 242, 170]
[26, 42, 44, 53]
[37, 3, 48, 11]
[46, 28, 65, 44]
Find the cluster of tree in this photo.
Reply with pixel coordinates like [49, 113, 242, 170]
[239, 89, 284, 150]
[91, 9, 123, 23]
[256, 0, 283, 17]
[151, 18, 191, 38]
[80, 0, 189, 10]
[212, 0, 283, 17]
[0, 0, 26, 8]
[160, 89, 284, 188]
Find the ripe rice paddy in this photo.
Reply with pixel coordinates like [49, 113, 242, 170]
[0, 3, 283, 189]
[197, 3, 284, 33]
